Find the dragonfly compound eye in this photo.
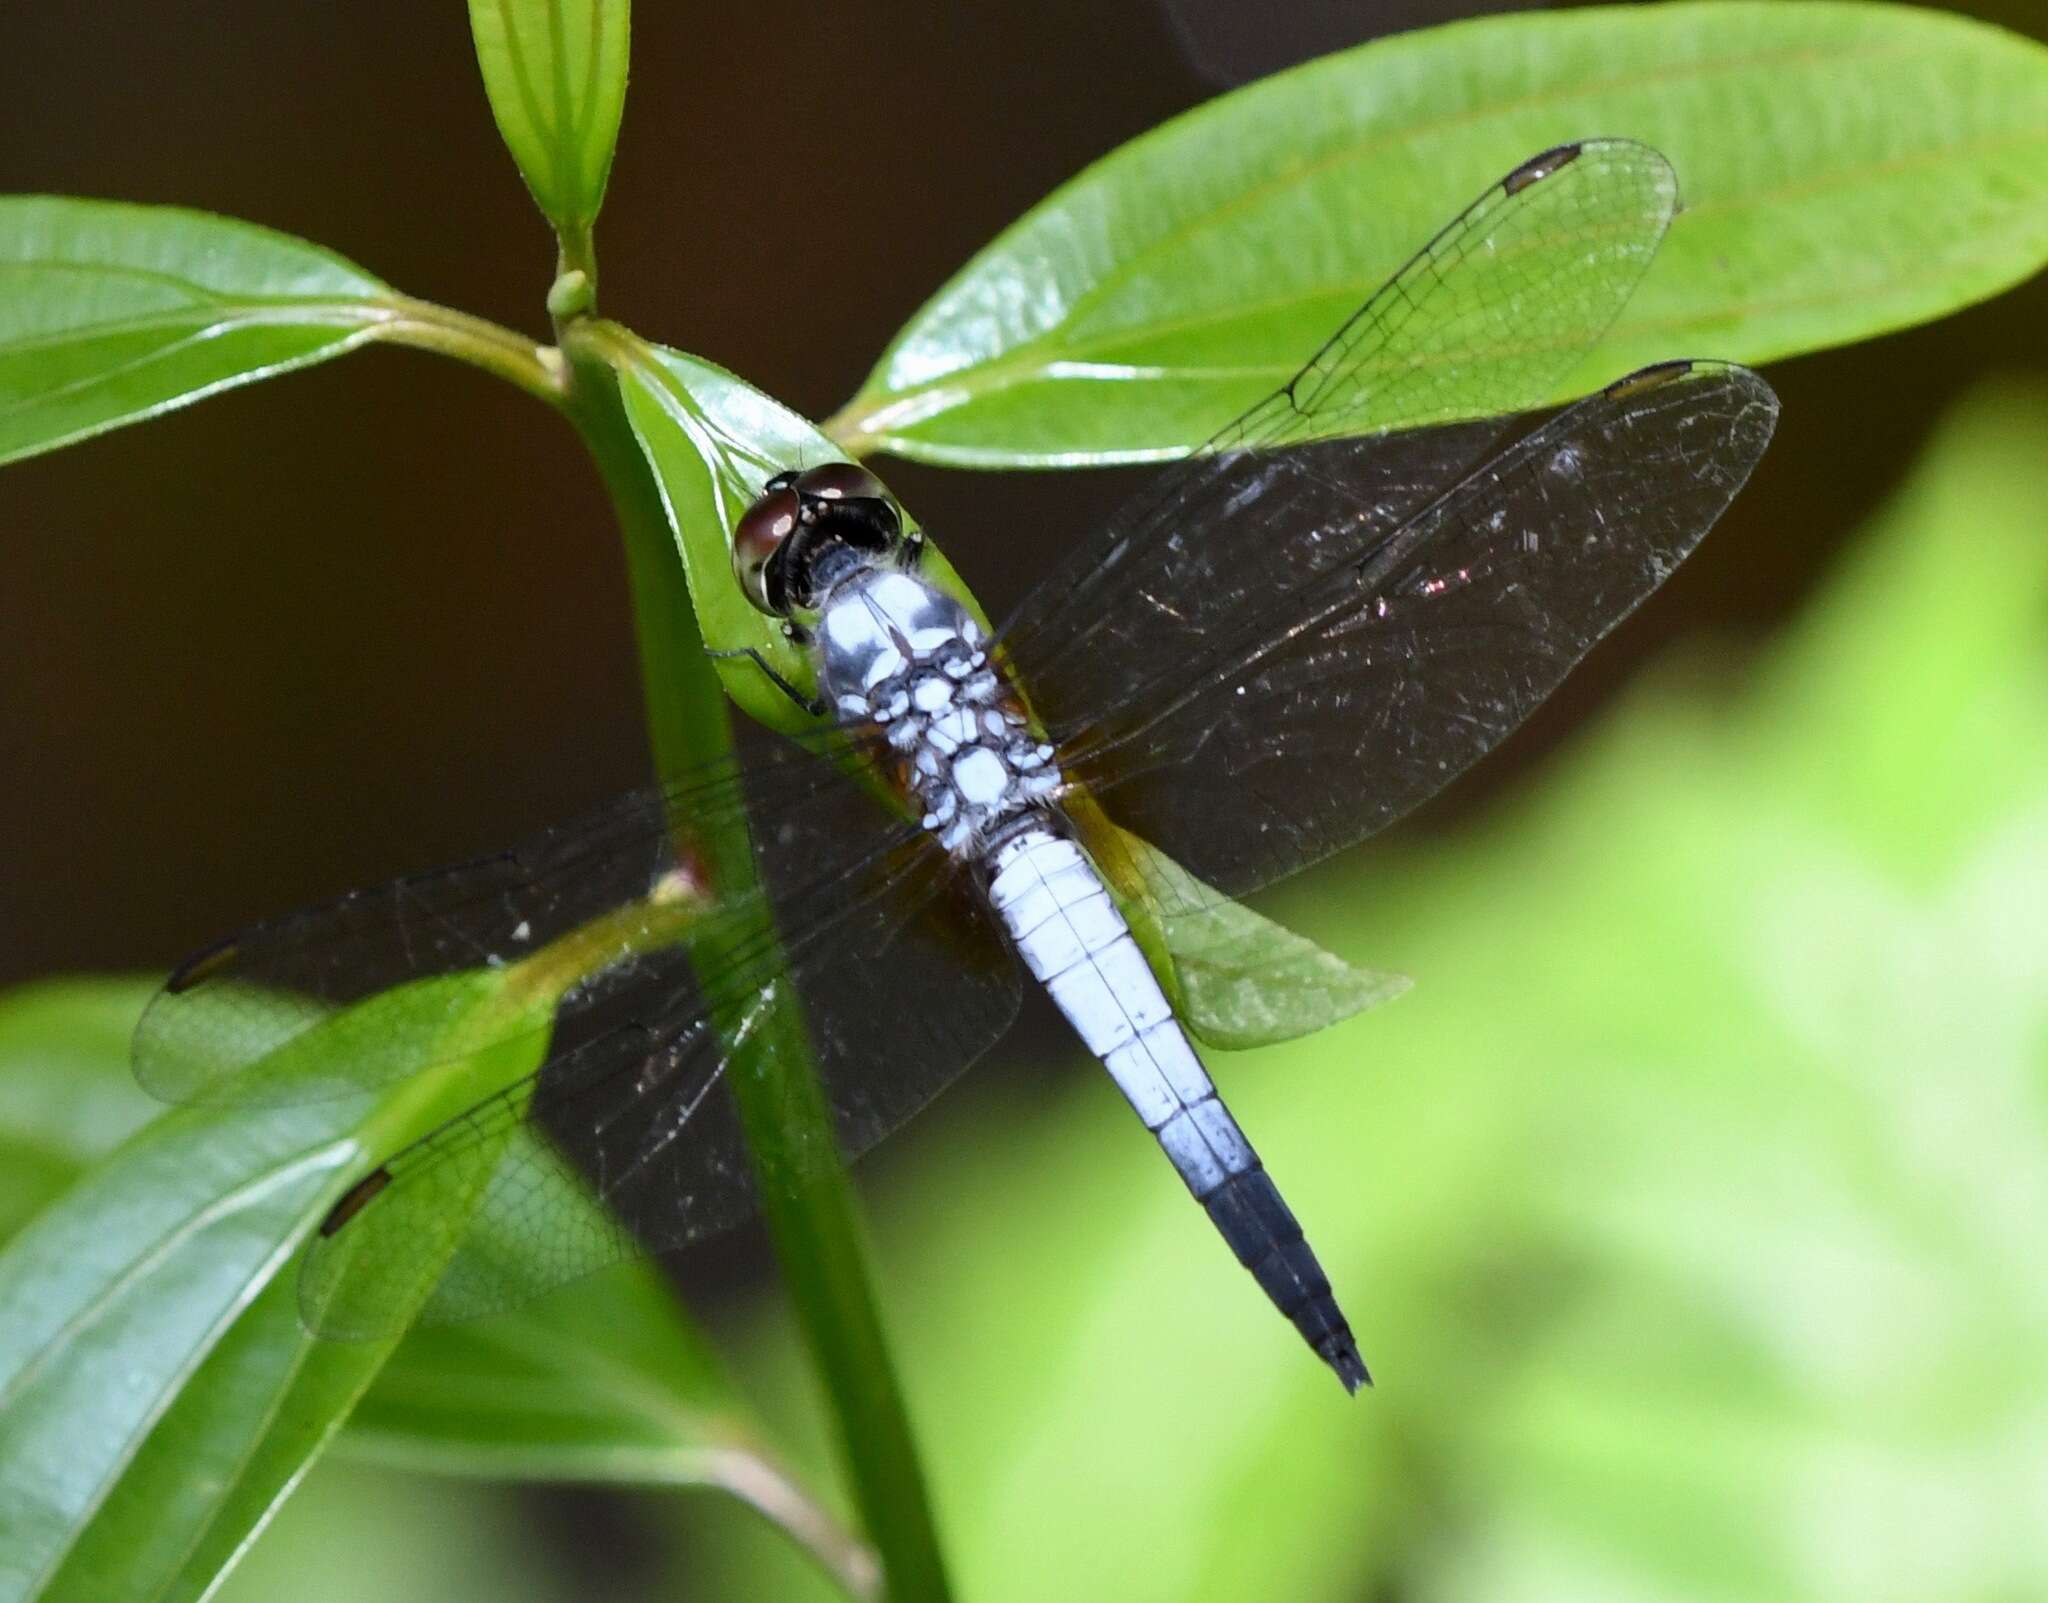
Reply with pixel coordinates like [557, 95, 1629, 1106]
[793, 461, 888, 504]
[795, 462, 903, 548]
[733, 485, 801, 615]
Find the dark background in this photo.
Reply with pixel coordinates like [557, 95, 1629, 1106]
[2, 0, 2042, 987]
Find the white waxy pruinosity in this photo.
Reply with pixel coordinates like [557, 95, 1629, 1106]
[952, 746, 1010, 807]
[818, 568, 981, 692]
[925, 706, 979, 756]
[987, 829, 1258, 1200]
[813, 568, 1056, 858]
[818, 598, 907, 690]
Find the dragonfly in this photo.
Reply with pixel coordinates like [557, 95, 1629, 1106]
[134, 139, 1777, 1392]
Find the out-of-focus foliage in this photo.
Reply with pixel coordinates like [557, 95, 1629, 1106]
[696, 382, 2048, 1601]
[214, 1464, 560, 1603]
[0, 981, 158, 1238]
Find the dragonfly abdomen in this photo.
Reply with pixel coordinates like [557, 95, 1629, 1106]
[985, 827, 1367, 1392]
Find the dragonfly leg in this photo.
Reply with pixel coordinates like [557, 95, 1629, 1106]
[705, 645, 827, 717]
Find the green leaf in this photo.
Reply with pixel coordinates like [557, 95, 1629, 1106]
[828, 1, 2048, 466]
[0, 968, 532, 1602]
[0, 980, 159, 1239]
[0, 198, 564, 468]
[206, 1463, 567, 1603]
[1132, 842, 1410, 1051]
[0, 965, 844, 1601]
[34, 1270, 394, 1603]
[468, 0, 631, 248]
[343, 1265, 877, 1597]
[0, 1082, 369, 1602]
[0, 199, 394, 465]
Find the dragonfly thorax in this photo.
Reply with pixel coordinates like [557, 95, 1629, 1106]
[815, 569, 1060, 855]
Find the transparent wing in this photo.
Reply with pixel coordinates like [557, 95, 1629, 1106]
[135, 728, 1021, 1338]
[1057, 360, 1779, 900]
[302, 782, 1018, 1338]
[1000, 139, 1679, 713]
[135, 726, 882, 1106]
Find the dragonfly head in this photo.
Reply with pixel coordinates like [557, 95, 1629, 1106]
[734, 462, 904, 616]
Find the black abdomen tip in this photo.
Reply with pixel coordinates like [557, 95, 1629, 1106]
[1325, 1335, 1372, 1395]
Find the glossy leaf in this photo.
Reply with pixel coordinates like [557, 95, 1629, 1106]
[0, 964, 845, 1601]
[0, 970, 534, 1603]
[36, 1271, 394, 1603]
[0, 199, 399, 466]
[0, 1085, 368, 1602]
[468, 0, 631, 241]
[828, 2, 2048, 466]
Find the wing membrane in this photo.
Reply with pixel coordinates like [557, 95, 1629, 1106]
[1060, 361, 1779, 896]
[133, 725, 872, 1107]
[301, 801, 1018, 1338]
[135, 727, 1022, 1337]
[1002, 140, 1679, 711]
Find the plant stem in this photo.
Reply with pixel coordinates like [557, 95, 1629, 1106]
[375, 297, 568, 408]
[557, 321, 955, 1603]
[557, 224, 599, 294]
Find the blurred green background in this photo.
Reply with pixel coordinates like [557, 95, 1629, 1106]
[3, 3, 2045, 1600]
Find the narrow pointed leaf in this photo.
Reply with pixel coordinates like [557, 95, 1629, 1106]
[829, 1, 2048, 466]
[468, 0, 632, 238]
[0, 1088, 369, 1602]
[1134, 842, 1411, 1051]
[0, 969, 539, 1603]
[0, 199, 404, 466]
[0, 968, 842, 1601]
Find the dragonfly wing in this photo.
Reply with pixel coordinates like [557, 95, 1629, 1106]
[1000, 139, 1680, 711]
[137, 725, 1021, 1338]
[302, 798, 1019, 1339]
[1056, 360, 1778, 898]
[134, 726, 871, 1107]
